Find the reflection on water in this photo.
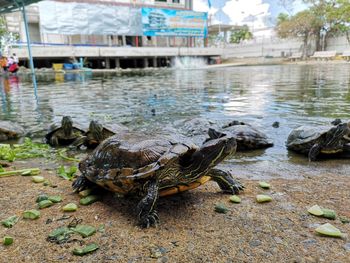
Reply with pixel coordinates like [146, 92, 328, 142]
[1, 64, 350, 179]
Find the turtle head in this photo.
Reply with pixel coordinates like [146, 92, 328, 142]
[325, 122, 350, 147]
[62, 116, 73, 136]
[89, 120, 104, 141]
[310, 122, 350, 161]
[200, 134, 237, 167]
[183, 130, 236, 173]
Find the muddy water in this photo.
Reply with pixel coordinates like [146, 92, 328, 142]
[1, 63, 350, 179]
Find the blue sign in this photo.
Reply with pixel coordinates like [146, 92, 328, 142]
[142, 8, 208, 37]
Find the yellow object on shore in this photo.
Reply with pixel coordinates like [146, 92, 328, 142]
[52, 63, 63, 71]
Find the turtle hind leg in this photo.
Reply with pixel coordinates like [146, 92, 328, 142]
[72, 175, 93, 192]
[136, 180, 160, 228]
[209, 168, 244, 195]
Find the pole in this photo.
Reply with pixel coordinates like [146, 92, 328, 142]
[20, 2, 35, 77]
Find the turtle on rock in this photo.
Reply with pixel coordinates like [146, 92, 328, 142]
[71, 120, 128, 149]
[0, 121, 25, 142]
[220, 121, 274, 151]
[286, 121, 350, 161]
[45, 116, 86, 147]
[73, 130, 244, 228]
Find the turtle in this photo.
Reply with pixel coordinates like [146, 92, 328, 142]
[219, 121, 274, 151]
[286, 122, 350, 161]
[72, 129, 244, 228]
[45, 116, 86, 147]
[0, 121, 25, 142]
[71, 120, 129, 149]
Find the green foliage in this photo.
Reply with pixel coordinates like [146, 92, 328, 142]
[0, 138, 53, 162]
[276, 0, 350, 48]
[57, 165, 78, 181]
[276, 10, 322, 39]
[229, 26, 253, 44]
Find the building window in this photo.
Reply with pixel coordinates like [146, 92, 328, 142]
[155, 0, 167, 2]
[172, 0, 180, 3]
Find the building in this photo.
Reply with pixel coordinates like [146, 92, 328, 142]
[5, 0, 222, 69]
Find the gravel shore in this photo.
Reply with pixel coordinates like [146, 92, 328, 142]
[0, 159, 349, 262]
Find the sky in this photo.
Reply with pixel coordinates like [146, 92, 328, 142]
[193, 0, 306, 35]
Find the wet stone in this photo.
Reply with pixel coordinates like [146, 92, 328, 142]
[301, 239, 317, 247]
[249, 240, 261, 247]
[343, 243, 350, 252]
[273, 237, 283, 244]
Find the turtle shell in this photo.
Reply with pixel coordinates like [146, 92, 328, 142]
[45, 120, 87, 144]
[0, 121, 25, 141]
[85, 122, 129, 148]
[286, 125, 331, 153]
[223, 123, 273, 150]
[79, 133, 198, 195]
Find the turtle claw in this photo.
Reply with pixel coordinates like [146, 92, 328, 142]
[223, 179, 244, 195]
[72, 175, 89, 192]
[139, 211, 159, 228]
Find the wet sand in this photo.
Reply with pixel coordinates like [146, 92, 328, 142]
[0, 158, 349, 262]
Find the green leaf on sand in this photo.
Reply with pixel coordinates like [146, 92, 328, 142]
[38, 199, 54, 209]
[23, 210, 41, 220]
[73, 225, 96, 238]
[258, 182, 271, 189]
[307, 205, 324, 216]
[229, 195, 241, 203]
[36, 194, 48, 203]
[214, 203, 229, 214]
[80, 195, 100, 205]
[3, 236, 13, 245]
[72, 243, 99, 256]
[62, 203, 78, 212]
[307, 205, 336, 219]
[78, 189, 93, 197]
[256, 194, 272, 203]
[48, 195, 62, 203]
[321, 208, 336, 220]
[57, 165, 78, 181]
[1, 215, 19, 228]
[315, 223, 342, 238]
[0, 168, 40, 177]
[32, 176, 45, 183]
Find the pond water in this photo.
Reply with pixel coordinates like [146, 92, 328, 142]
[1, 63, 350, 179]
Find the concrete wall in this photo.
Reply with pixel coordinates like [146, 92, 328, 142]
[10, 46, 222, 59]
[222, 35, 350, 59]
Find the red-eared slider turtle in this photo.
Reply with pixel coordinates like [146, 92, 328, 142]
[220, 121, 273, 150]
[45, 116, 86, 146]
[0, 121, 25, 141]
[73, 130, 244, 228]
[72, 120, 129, 149]
[286, 122, 350, 161]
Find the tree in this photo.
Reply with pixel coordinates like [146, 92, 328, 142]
[276, 11, 322, 56]
[0, 15, 19, 53]
[229, 26, 253, 44]
[277, 0, 350, 50]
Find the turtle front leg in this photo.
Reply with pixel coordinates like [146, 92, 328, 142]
[136, 180, 160, 228]
[308, 143, 321, 161]
[72, 174, 94, 192]
[209, 168, 244, 194]
[70, 135, 87, 149]
[49, 135, 59, 147]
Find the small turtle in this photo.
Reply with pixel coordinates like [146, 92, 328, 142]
[45, 116, 86, 147]
[0, 121, 25, 142]
[72, 120, 129, 149]
[73, 130, 244, 228]
[220, 121, 273, 150]
[286, 122, 350, 161]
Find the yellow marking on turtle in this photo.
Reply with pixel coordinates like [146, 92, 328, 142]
[159, 176, 211, 197]
[321, 149, 342, 154]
